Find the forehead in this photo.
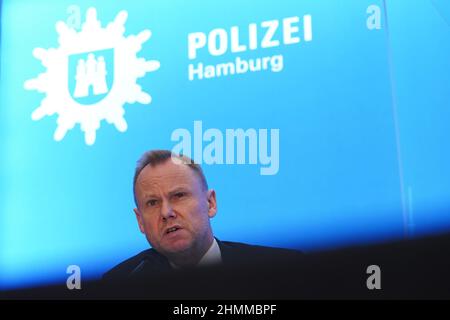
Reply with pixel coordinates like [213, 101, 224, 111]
[136, 160, 199, 192]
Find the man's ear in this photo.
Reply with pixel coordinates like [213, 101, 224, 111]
[206, 189, 217, 218]
[134, 208, 145, 234]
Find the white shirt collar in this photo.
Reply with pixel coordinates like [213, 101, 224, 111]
[170, 238, 222, 269]
[198, 238, 222, 267]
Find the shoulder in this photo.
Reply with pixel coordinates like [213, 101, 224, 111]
[102, 248, 167, 281]
[217, 239, 304, 265]
[218, 239, 304, 254]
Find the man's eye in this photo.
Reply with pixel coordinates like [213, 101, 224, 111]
[147, 199, 158, 207]
[174, 192, 185, 199]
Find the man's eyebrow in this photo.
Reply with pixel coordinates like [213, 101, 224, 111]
[143, 193, 159, 199]
[168, 187, 190, 196]
[143, 187, 190, 199]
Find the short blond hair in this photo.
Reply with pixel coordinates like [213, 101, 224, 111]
[133, 150, 208, 207]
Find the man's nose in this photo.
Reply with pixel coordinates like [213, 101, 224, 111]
[160, 200, 176, 220]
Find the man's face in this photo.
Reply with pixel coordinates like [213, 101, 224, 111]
[133, 160, 217, 258]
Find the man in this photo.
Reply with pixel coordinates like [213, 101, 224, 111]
[103, 150, 303, 283]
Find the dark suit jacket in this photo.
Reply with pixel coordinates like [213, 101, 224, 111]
[103, 238, 304, 283]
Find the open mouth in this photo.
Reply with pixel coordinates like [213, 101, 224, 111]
[165, 226, 181, 235]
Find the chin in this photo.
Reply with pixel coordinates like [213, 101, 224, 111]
[162, 238, 193, 254]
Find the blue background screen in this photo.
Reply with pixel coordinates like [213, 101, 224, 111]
[1, 0, 449, 289]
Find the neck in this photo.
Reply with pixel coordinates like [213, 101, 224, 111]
[167, 234, 214, 268]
